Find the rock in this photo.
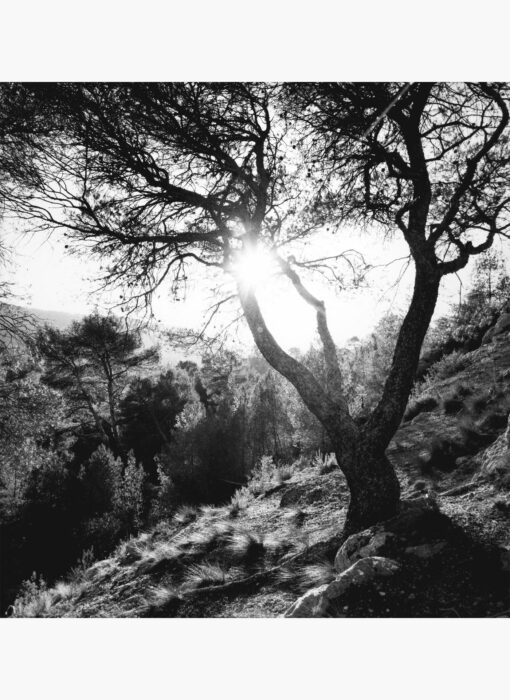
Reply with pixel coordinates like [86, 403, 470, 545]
[283, 583, 329, 618]
[333, 497, 455, 574]
[284, 556, 400, 618]
[334, 530, 393, 573]
[404, 541, 447, 559]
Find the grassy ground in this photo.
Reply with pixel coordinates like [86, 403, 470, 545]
[9, 334, 510, 618]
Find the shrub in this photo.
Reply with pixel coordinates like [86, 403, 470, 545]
[228, 490, 251, 518]
[81, 512, 124, 555]
[79, 445, 122, 516]
[427, 351, 472, 382]
[69, 547, 95, 582]
[442, 395, 465, 415]
[150, 474, 176, 522]
[245, 455, 281, 495]
[12, 573, 52, 618]
[112, 451, 145, 531]
[403, 395, 439, 422]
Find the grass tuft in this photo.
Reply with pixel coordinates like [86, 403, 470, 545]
[174, 504, 199, 526]
[136, 542, 183, 575]
[182, 562, 240, 589]
[118, 538, 149, 566]
[227, 490, 252, 518]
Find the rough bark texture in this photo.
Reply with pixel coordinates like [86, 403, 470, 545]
[339, 450, 401, 537]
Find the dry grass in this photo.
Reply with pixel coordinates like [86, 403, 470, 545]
[145, 585, 181, 609]
[118, 538, 151, 566]
[136, 542, 183, 575]
[312, 451, 337, 475]
[174, 505, 199, 525]
[276, 465, 293, 482]
[227, 490, 252, 518]
[14, 590, 55, 618]
[298, 560, 337, 591]
[182, 562, 241, 589]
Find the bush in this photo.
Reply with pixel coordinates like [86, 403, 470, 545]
[403, 395, 439, 422]
[311, 450, 337, 474]
[149, 460, 177, 522]
[78, 446, 122, 517]
[113, 452, 145, 531]
[12, 573, 52, 618]
[428, 351, 472, 382]
[442, 395, 465, 415]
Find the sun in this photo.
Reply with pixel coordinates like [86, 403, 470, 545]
[232, 245, 278, 290]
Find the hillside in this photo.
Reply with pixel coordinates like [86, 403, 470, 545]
[9, 315, 510, 618]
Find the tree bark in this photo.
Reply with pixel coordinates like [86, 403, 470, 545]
[338, 448, 401, 537]
[364, 263, 441, 454]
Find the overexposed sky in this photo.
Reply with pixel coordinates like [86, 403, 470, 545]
[3, 216, 489, 352]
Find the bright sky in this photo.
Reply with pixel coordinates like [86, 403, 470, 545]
[3, 214, 488, 354]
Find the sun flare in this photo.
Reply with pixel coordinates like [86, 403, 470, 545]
[232, 246, 278, 290]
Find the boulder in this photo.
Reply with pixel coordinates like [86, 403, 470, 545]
[283, 583, 329, 618]
[284, 556, 400, 618]
[333, 497, 454, 573]
[334, 530, 393, 573]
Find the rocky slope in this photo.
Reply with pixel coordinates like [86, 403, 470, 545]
[10, 317, 510, 618]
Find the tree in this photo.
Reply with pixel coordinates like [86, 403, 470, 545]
[0, 239, 36, 351]
[37, 313, 158, 457]
[0, 350, 66, 507]
[119, 369, 186, 474]
[2, 83, 510, 534]
[471, 249, 509, 305]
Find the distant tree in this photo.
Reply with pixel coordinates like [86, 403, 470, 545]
[471, 249, 509, 305]
[37, 313, 158, 456]
[340, 314, 404, 415]
[0, 239, 36, 351]
[119, 369, 186, 474]
[0, 351, 65, 506]
[2, 83, 510, 534]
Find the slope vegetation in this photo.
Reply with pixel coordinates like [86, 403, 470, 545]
[10, 317, 510, 618]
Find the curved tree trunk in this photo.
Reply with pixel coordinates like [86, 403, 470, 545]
[337, 447, 401, 536]
[237, 254, 441, 535]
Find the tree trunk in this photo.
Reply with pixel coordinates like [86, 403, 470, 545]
[336, 446, 401, 536]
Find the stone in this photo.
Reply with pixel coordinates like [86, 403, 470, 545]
[284, 556, 400, 618]
[283, 583, 329, 618]
[334, 530, 393, 573]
